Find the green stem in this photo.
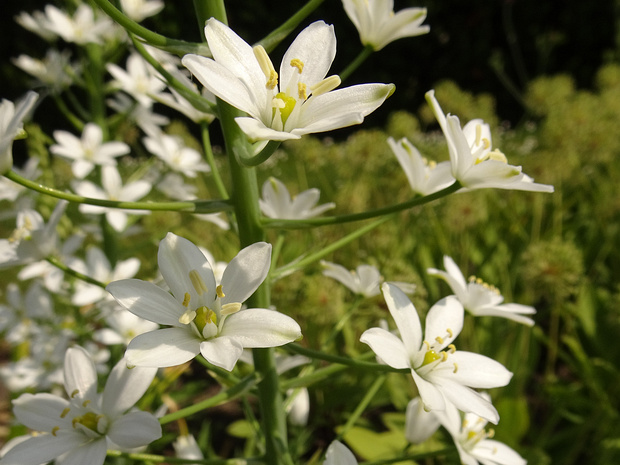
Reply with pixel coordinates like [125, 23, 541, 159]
[257, 0, 326, 52]
[106, 450, 264, 464]
[201, 122, 229, 199]
[46, 256, 106, 288]
[3, 170, 233, 213]
[337, 375, 386, 441]
[280, 362, 349, 390]
[271, 216, 390, 280]
[261, 182, 461, 229]
[339, 46, 374, 82]
[91, 0, 211, 56]
[159, 373, 261, 425]
[236, 141, 281, 167]
[285, 344, 409, 374]
[52, 95, 84, 132]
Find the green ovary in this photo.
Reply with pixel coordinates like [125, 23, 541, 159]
[194, 306, 217, 335]
[73, 412, 102, 433]
[422, 350, 441, 366]
[274, 92, 297, 125]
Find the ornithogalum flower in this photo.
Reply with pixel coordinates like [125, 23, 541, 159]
[433, 394, 527, 465]
[388, 136, 454, 196]
[50, 123, 130, 179]
[361, 283, 512, 423]
[342, 0, 430, 51]
[259, 177, 335, 219]
[324, 440, 358, 465]
[106, 233, 302, 371]
[182, 19, 394, 142]
[426, 90, 554, 192]
[119, 0, 164, 22]
[428, 256, 537, 326]
[0, 91, 38, 174]
[0, 346, 161, 465]
[321, 261, 416, 298]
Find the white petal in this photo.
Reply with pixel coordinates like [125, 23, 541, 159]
[424, 296, 464, 350]
[472, 439, 526, 465]
[107, 411, 162, 448]
[199, 336, 244, 371]
[405, 397, 441, 444]
[106, 279, 185, 327]
[381, 283, 422, 358]
[219, 308, 301, 347]
[359, 327, 410, 369]
[63, 346, 98, 402]
[221, 242, 271, 305]
[102, 358, 157, 418]
[448, 351, 513, 388]
[125, 328, 200, 367]
[410, 368, 446, 412]
[157, 232, 216, 304]
[0, 432, 88, 465]
[12, 393, 70, 431]
[324, 440, 358, 465]
[434, 378, 500, 424]
[235, 117, 300, 142]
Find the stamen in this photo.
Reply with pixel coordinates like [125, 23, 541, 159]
[179, 308, 197, 325]
[423, 340, 431, 350]
[216, 285, 225, 299]
[487, 149, 507, 163]
[222, 302, 242, 315]
[82, 400, 90, 407]
[446, 328, 454, 338]
[448, 344, 456, 353]
[253, 45, 278, 89]
[310, 75, 341, 97]
[298, 82, 308, 100]
[51, 426, 60, 436]
[70, 389, 79, 398]
[441, 351, 448, 362]
[60, 407, 71, 418]
[475, 124, 482, 146]
[435, 336, 444, 344]
[290, 58, 304, 74]
[453, 362, 459, 373]
[182, 292, 191, 307]
[189, 270, 208, 296]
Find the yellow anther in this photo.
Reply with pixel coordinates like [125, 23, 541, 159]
[60, 407, 71, 418]
[51, 426, 60, 436]
[446, 328, 454, 338]
[290, 58, 304, 74]
[70, 389, 79, 398]
[448, 344, 456, 353]
[487, 428, 495, 439]
[310, 75, 341, 97]
[487, 149, 507, 163]
[82, 400, 91, 407]
[482, 138, 491, 150]
[178, 308, 196, 325]
[435, 336, 444, 344]
[298, 82, 308, 100]
[222, 302, 242, 315]
[453, 362, 459, 373]
[428, 160, 437, 169]
[189, 270, 208, 296]
[254, 45, 278, 89]
[182, 292, 191, 307]
[441, 351, 448, 362]
[216, 285, 225, 299]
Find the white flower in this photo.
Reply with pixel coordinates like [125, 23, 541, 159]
[324, 440, 358, 465]
[72, 247, 141, 306]
[321, 261, 415, 298]
[13, 49, 77, 93]
[14, 10, 57, 41]
[107, 93, 170, 138]
[342, 0, 430, 51]
[40, 4, 116, 45]
[107, 53, 168, 108]
[259, 177, 335, 219]
[182, 19, 394, 142]
[404, 397, 441, 444]
[106, 233, 302, 371]
[0, 91, 38, 174]
[72, 166, 152, 231]
[173, 434, 203, 464]
[0, 282, 54, 341]
[388, 136, 454, 196]
[427, 256, 537, 326]
[119, 0, 164, 22]
[360, 283, 512, 423]
[94, 310, 159, 347]
[0, 346, 161, 465]
[426, 90, 554, 192]
[433, 394, 527, 465]
[50, 123, 130, 179]
[143, 130, 211, 178]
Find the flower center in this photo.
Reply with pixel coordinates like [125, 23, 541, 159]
[460, 418, 495, 451]
[468, 275, 500, 295]
[418, 328, 458, 373]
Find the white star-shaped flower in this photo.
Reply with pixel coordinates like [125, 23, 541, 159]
[426, 90, 554, 192]
[361, 283, 512, 423]
[0, 346, 161, 465]
[259, 177, 335, 219]
[182, 19, 394, 142]
[342, 0, 430, 51]
[427, 255, 537, 326]
[0, 91, 38, 175]
[106, 233, 302, 371]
